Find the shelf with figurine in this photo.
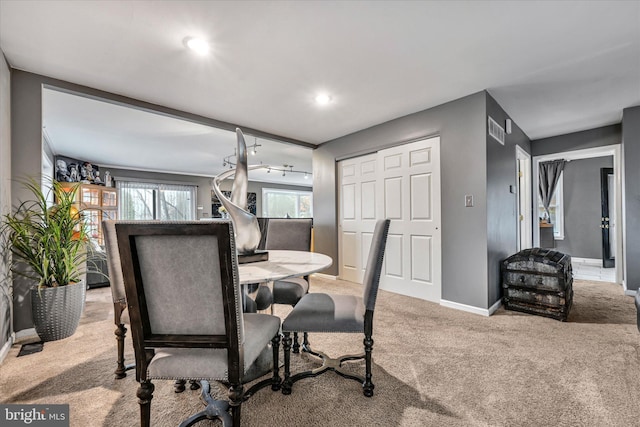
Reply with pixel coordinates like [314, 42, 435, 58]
[55, 156, 117, 246]
[55, 155, 113, 188]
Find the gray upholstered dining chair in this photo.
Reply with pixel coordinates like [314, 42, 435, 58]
[115, 221, 281, 427]
[105, 219, 188, 384]
[103, 220, 134, 379]
[262, 218, 313, 352]
[281, 219, 390, 397]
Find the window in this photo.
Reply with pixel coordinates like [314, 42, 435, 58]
[538, 172, 564, 240]
[262, 188, 312, 218]
[118, 181, 196, 220]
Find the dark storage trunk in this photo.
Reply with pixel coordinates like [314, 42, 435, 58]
[502, 248, 573, 321]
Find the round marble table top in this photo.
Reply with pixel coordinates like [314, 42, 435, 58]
[238, 250, 333, 284]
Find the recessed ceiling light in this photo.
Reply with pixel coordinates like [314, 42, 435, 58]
[184, 37, 210, 55]
[315, 93, 332, 105]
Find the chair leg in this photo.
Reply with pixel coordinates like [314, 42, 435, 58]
[137, 380, 154, 427]
[243, 334, 282, 399]
[114, 323, 128, 379]
[174, 379, 186, 393]
[282, 332, 292, 395]
[302, 332, 310, 352]
[292, 332, 300, 354]
[363, 334, 374, 397]
[271, 334, 282, 391]
[228, 384, 243, 427]
[291, 300, 310, 353]
[114, 302, 134, 379]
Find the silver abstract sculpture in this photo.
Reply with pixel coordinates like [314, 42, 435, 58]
[212, 128, 266, 255]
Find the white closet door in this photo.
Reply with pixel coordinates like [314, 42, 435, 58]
[338, 153, 378, 283]
[338, 137, 442, 303]
[377, 137, 441, 302]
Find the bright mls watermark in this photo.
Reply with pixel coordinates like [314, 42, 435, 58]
[1, 405, 69, 426]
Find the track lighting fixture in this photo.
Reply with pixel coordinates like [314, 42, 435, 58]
[220, 142, 312, 180]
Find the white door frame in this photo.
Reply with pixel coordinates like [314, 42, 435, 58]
[515, 145, 532, 251]
[532, 145, 624, 287]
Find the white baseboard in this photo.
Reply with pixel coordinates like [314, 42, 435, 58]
[625, 289, 637, 297]
[440, 299, 497, 317]
[488, 299, 502, 315]
[0, 333, 14, 364]
[312, 273, 337, 281]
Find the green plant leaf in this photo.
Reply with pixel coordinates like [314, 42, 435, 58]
[2, 178, 89, 288]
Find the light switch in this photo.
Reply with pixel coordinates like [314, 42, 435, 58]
[465, 195, 474, 207]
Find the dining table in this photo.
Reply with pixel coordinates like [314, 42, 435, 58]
[237, 249, 333, 312]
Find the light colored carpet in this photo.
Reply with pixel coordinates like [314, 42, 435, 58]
[1, 277, 639, 426]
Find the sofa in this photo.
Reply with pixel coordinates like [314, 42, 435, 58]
[86, 240, 110, 289]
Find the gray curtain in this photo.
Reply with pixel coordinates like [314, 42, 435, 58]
[538, 159, 566, 221]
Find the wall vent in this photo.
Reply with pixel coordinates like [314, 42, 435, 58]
[488, 116, 505, 145]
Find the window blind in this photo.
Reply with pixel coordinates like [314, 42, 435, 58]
[117, 181, 196, 220]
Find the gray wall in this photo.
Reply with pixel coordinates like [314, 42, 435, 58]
[314, 92, 490, 309]
[623, 106, 640, 291]
[10, 71, 44, 332]
[531, 125, 621, 157]
[556, 156, 613, 259]
[1, 51, 12, 358]
[485, 93, 531, 306]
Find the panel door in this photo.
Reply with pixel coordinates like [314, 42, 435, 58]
[338, 153, 378, 283]
[377, 137, 441, 302]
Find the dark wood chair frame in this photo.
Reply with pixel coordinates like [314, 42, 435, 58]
[105, 220, 193, 386]
[113, 300, 135, 379]
[103, 219, 135, 380]
[116, 222, 281, 427]
[281, 219, 390, 398]
[282, 309, 376, 396]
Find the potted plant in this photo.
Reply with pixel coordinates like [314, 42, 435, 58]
[2, 179, 88, 342]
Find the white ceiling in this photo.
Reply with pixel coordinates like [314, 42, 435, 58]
[41, 88, 314, 186]
[1, 1, 639, 178]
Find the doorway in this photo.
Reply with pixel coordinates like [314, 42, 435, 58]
[533, 145, 623, 286]
[516, 145, 532, 251]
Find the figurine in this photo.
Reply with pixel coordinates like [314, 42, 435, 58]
[94, 171, 104, 185]
[79, 163, 88, 182]
[104, 171, 113, 187]
[55, 159, 71, 182]
[82, 162, 95, 182]
[69, 164, 79, 182]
